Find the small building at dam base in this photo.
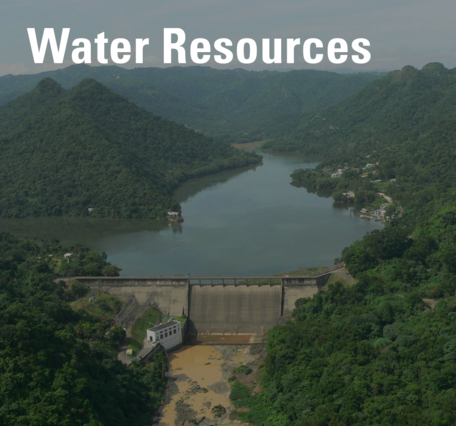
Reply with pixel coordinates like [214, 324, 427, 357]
[147, 318, 183, 351]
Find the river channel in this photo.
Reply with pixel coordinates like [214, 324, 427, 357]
[0, 151, 382, 276]
[158, 344, 261, 426]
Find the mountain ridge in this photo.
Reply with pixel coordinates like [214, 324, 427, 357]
[264, 62, 456, 157]
[0, 65, 382, 143]
[0, 78, 260, 218]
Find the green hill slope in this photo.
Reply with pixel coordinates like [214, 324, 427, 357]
[266, 62, 456, 155]
[0, 233, 167, 426]
[0, 78, 259, 218]
[231, 64, 456, 426]
[0, 65, 381, 143]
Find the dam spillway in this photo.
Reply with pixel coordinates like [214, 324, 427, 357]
[66, 274, 332, 337]
[188, 283, 282, 335]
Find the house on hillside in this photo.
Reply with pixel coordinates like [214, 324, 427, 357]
[331, 169, 344, 178]
[146, 319, 182, 351]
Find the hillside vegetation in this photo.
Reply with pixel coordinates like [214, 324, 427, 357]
[0, 78, 259, 218]
[0, 233, 167, 426]
[0, 65, 381, 143]
[232, 64, 456, 425]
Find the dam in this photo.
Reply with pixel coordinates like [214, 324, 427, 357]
[67, 274, 332, 338]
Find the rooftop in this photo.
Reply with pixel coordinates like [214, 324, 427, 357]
[148, 320, 180, 332]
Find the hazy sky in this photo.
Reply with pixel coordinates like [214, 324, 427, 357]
[1, 0, 455, 76]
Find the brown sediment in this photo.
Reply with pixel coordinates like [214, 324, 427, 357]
[156, 345, 262, 426]
[158, 346, 233, 426]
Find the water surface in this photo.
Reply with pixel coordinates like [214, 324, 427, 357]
[0, 151, 382, 276]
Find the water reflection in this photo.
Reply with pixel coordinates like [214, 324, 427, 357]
[176, 163, 261, 204]
[0, 217, 169, 247]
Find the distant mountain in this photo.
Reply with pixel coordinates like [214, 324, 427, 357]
[0, 78, 259, 219]
[328, 67, 390, 74]
[266, 63, 456, 156]
[0, 65, 381, 143]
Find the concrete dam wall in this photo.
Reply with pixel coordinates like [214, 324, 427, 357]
[69, 274, 331, 336]
[188, 284, 282, 335]
[72, 277, 189, 318]
[282, 276, 330, 316]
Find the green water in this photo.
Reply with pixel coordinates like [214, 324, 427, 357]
[0, 151, 382, 276]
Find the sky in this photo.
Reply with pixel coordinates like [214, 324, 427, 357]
[0, 0, 455, 76]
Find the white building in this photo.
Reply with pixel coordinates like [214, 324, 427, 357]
[146, 319, 182, 351]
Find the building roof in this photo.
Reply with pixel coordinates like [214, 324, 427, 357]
[148, 320, 180, 332]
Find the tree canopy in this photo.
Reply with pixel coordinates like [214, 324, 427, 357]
[233, 63, 456, 426]
[0, 232, 167, 426]
[0, 78, 259, 218]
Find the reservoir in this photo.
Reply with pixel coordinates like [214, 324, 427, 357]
[0, 151, 382, 276]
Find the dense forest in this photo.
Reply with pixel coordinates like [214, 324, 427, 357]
[0, 78, 259, 218]
[229, 64, 456, 425]
[0, 65, 381, 143]
[0, 232, 167, 425]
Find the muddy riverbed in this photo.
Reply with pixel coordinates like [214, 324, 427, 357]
[155, 345, 264, 426]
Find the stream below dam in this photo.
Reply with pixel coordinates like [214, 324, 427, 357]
[0, 150, 382, 276]
[157, 345, 261, 426]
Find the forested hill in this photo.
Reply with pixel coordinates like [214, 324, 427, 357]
[230, 63, 456, 425]
[0, 78, 259, 218]
[0, 65, 381, 143]
[265, 62, 456, 156]
[0, 233, 168, 425]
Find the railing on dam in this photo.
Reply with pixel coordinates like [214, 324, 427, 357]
[62, 271, 337, 287]
[189, 277, 280, 286]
